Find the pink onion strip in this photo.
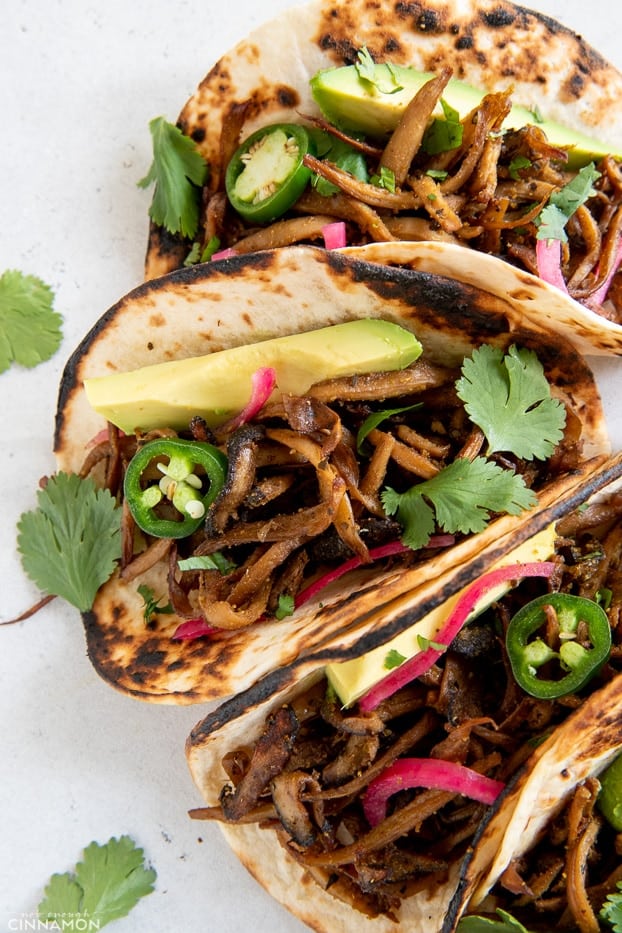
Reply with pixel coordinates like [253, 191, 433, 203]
[294, 536, 455, 610]
[172, 617, 220, 641]
[211, 247, 238, 261]
[220, 367, 277, 432]
[362, 758, 505, 826]
[592, 236, 622, 305]
[536, 238, 569, 294]
[358, 561, 556, 712]
[322, 221, 347, 250]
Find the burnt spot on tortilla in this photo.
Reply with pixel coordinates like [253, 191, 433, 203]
[480, 6, 516, 28]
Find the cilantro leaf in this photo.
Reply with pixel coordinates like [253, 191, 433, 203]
[455, 344, 566, 460]
[38, 836, 156, 929]
[138, 116, 208, 239]
[381, 457, 536, 550]
[17, 472, 122, 612]
[356, 402, 422, 453]
[275, 593, 295, 620]
[370, 165, 397, 193]
[421, 99, 463, 155]
[137, 584, 174, 623]
[354, 47, 403, 94]
[384, 648, 406, 670]
[310, 130, 369, 196]
[0, 270, 63, 373]
[601, 881, 622, 932]
[508, 155, 532, 181]
[178, 552, 236, 574]
[536, 163, 600, 243]
[457, 909, 533, 932]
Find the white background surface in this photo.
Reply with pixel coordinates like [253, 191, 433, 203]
[1, 1, 621, 931]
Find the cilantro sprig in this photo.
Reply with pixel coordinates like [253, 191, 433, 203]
[455, 344, 566, 460]
[382, 345, 564, 550]
[17, 473, 122, 612]
[138, 116, 208, 239]
[382, 456, 536, 550]
[0, 270, 63, 373]
[38, 836, 156, 930]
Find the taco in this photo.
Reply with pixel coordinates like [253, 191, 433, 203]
[185, 451, 622, 933]
[53, 245, 609, 704]
[141, 0, 622, 349]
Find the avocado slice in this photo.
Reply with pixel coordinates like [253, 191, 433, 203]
[325, 524, 556, 707]
[84, 319, 423, 434]
[310, 63, 619, 170]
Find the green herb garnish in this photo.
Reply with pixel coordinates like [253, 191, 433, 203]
[382, 456, 536, 551]
[275, 593, 296, 620]
[601, 880, 622, 931]
[384, 648, 406, 670]
[0, 270, 63, 374]
[17, 473, 121, 612]
[370, 165, 397, 193]
[455, 344, 566, 460]
[355, 47, 403, 94]
[508, 155, 532, 180]
[310, 131, 369, 196]
[536, 162, 601, 243]
[38, 836, 156, 930]
[421, 99, 463, 155]
[138, 116, 208, 239]
[357, 402, 422, 453]
[178, 552, 236, 574]
[137, 584, 174, 623]
[457, 908, 533, 932]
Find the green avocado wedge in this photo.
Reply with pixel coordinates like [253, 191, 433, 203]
[310, 63, 620, 170]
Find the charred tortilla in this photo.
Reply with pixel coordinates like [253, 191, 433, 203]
[143, 0, 622, 353]
[54, 246, 610, 704]
[186, 452, 622, 932]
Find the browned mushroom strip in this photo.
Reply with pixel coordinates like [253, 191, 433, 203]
[120, 536, 172, 581]
[307, 362, 454, 403]
[271, 771, 319, 846]
[301, 787, 457, 867]
[303, 153, 431, 211]
[321, 733, 380, 786]
[228, 537, 307, 607]
[307, 711, 439, 802]
[232, 214, 336, 253]
[300, 113, 383, 159]
[208, 424, 264, 533]
[565, 779, 603, 933]
[566, 205, 602, 291]
[380, 68, 452, 187]
[395, 424, 451, 458]
[220, 706, 299, 821]
[199, 573, 272, 630]
[368, 428, 440, 479]
[383, 215, 463, 243]
[407, 172, 464, 233]
[294, 189, 397, 242]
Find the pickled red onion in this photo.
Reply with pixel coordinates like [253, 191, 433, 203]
[172, 618, 219, 640]
[536, 237, 569, 294]
[358, 561, 556, 711]
[362, 758, 505, 826]
[221, 366, 277, 432]
[294, 535, 455, 610]
[322, 221, 347, 250]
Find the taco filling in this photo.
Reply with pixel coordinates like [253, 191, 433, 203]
[142, 0, 622, 322]
[189, 472, 622, 929]
[82, 323, 575, 635]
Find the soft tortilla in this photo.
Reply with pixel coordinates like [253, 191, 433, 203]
[55, 246, 610, 703]
[143, 0, 622, 354]
[186, 453, 622, 932]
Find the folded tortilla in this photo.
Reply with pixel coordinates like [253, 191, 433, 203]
[144, 0, 622, 354]
[55, 245, 610, 703]
[186, 452, 622, 932]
